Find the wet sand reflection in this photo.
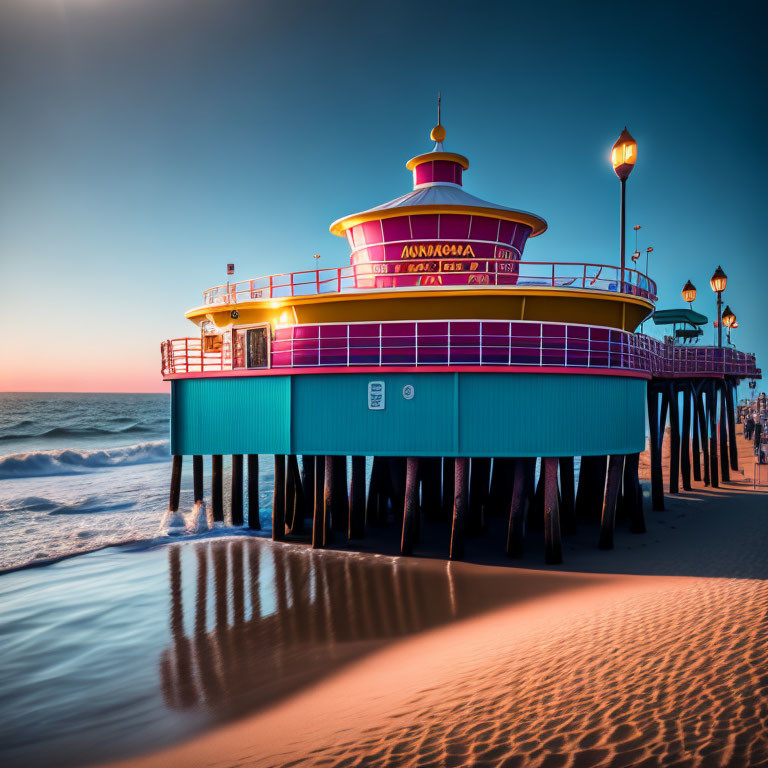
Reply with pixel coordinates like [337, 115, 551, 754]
[159, 539, 577, 720]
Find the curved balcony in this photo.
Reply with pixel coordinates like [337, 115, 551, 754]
[200, 260, 658, 306]
[161, 320, 760, 380]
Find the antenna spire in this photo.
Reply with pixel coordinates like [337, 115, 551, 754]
[430, 91, 446, 145]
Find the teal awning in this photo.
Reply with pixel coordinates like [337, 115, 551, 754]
[652, 308, 708, 327]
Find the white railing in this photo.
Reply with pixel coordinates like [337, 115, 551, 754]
[161, 321, 760, 379]
[201, 259, 658, 306]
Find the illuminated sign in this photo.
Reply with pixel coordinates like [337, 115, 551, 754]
[400, 243, 476, 259]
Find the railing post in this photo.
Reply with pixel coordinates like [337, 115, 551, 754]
[551, 263, 555, 287]
[269, 275, 273, 299]
[337, 269, 342, 293]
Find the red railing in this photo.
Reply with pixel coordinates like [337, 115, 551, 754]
[161, 322, 760, 379]
[201, 260, 658, 306]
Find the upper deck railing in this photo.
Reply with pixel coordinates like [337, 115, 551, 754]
[201, 260, 658, 306]
[161, 321, 760, 380]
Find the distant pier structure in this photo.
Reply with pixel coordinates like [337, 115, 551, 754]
[161, 118, 761, 563]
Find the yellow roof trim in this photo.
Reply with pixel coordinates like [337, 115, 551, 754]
[405, 152, 470, 171]
[330, 204, 548, 238]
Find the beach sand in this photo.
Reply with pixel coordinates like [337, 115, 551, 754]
[112, 437, 768, 768]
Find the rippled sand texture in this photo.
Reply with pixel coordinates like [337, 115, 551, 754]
[243, 581, 765, 768]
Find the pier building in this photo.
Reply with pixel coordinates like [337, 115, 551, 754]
[161, 118, 761, 562]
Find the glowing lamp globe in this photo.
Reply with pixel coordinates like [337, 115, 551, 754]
[722, 306, 736, 328]
[710, 265, 727, 293]
[681, 280, 697, 304]
[611, 127, 637, 181]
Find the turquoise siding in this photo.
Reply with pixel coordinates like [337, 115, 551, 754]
[171, 373, 646, 457]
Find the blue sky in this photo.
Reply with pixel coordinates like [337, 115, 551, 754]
[0, 0, 763, 391]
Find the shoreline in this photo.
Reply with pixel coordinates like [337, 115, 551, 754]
[107, 437, 767, 768]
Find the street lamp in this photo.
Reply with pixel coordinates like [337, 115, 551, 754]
[722, 305, 736, 345]
[645, 246, 654, 283]
[682, 280, 696, 307]
[710, 265, 728, 347]
[611, 127, 638, 292]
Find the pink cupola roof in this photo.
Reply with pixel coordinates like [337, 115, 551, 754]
[330, 120, 547, 237]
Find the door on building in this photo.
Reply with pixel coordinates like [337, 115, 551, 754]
[246, 326, 269, 368]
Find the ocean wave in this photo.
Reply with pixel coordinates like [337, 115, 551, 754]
[0, 441, 171, 479]
[0, 424, 158, 442]
[0, 495, 137, 515]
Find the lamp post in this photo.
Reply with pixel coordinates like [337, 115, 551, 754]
[645, 246, 654, 283]
[710, 266, 728, 347]
[611, 128, 638, 292]
[682, 280, 696, 308]
[722, 305, 736, 346]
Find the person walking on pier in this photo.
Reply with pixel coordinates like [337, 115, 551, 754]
[753, 420, 763, 459]
[746, 414, 755, 440]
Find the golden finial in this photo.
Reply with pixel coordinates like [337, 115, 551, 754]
[430, 91, 446, 143]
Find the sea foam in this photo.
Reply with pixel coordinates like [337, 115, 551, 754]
[0, 441, 171, 479]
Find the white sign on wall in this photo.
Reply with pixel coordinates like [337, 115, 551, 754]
[368, 381, 385, 410]
[402, 384, 415, 400]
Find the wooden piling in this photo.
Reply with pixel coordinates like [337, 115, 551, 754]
[169, 455, 183, 512]
[691, 382, 702, 482]
[707, 380, 719, 488]
[349, 455, 366, 539]
[450, 457, 469, 560]
[325, 455, 349, 535]
[718, 382, 730, 482]
[558, 457, 576, 534]
[272, 455, 286, 541]
[725, 379, 739, 472]
[543, 457, 562, 564]
[211, 455, 223, 522]
[599, 454, 624, 550]
[506, 458, 530, 558]
[247, 454, 260, 529]
[192, 455, 203, 505]
[401, 457, 420, 556]
[575, 455, 607, 522]
[693, 383, 710, 486]
[647, 385, 665, 511]
[312, 455, 325, 548]
[668, 382, 680, 494]
[231, 454, 243, 526]
[681, 384, 692, 491]
[285, 455, 297, 531]
[287, 455, 305, 533]
[300, 456, 315, 520]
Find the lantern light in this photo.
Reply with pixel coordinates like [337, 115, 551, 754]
[682, 280, 697, 305]
[631, 250, 640, 262]
[722, 306, 736, 328]
[710, 265, 727, 293]
[611, 127, 638, 180]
